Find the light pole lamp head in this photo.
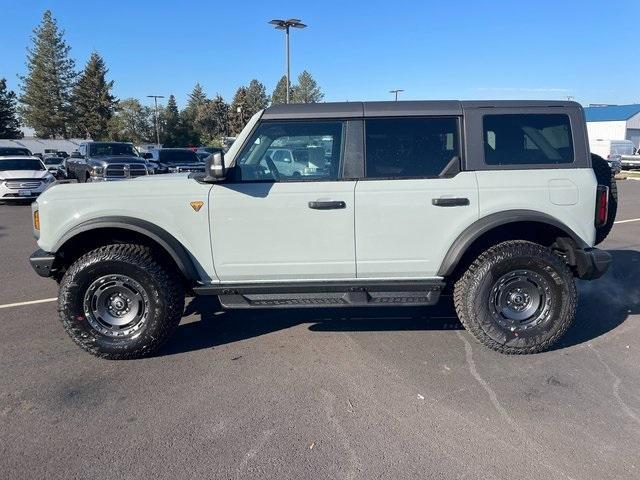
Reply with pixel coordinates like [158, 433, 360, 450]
[268, 18, 307, 29]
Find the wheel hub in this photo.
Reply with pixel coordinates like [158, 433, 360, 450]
[83, 274, 150, 337]
[490, 270, 550, 330]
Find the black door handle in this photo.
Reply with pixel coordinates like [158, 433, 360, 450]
[432, 197, 470, 207]
[308, 201, 346, 210]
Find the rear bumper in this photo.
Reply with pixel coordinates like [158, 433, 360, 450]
[574, 247, 611, 280]
[30, 249, 56, 277]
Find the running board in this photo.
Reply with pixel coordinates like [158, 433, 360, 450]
[193, 280, 444, 309]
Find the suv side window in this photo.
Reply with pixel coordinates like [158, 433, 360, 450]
[364, 117, 460, 178]
[483, 114, 574, 165]
[235, 121, 344, 181]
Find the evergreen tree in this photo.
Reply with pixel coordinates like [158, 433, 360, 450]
[244, 79, 269, 115]
[291, 70, 324, 104]
[195, 94, 229, 144]
[0, 79, 23, 139]
[161, 94, 184, 146]
[70, 52, 117, 139]
[271, 75, 293, 105]
[19, 10, 76, 138]
[107, 98, 154, 144]
[184, 83, 207, 119]
[182, 82, 207, 145]
[228, 86, 248, 136]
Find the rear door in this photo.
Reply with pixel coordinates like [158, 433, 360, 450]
[210, 119, 357, 282]
[355, 115, 479, 278]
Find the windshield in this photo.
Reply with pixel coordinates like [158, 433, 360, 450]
[0, 148, 31, 156]
[89, 143, 137, 156]
[158, 150, 198, 163]
[0, 159, 45, 171]
[44, 158, 63, 165]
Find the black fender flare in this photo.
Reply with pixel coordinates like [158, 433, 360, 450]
[437, 210, 589, 277]
[52, 216, 200, 281]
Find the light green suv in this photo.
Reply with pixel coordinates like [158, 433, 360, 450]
[30, 101, 616, 359]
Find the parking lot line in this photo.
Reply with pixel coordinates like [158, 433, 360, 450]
[0, 298, 57, 309]
[614, 218, 640, 224]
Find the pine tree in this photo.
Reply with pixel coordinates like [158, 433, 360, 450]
[161, 95, 184, 147]
[19, 10, 76, 138]
[291, 71, 324, 104]
[271, 75, 293, 105]
[182, 83, 207, 145]
[107, 98, 154, 144]
[195, 94, 229, 144]
[244, 79, 269, 115]
[70, 52, 117, 139]
[0, 79, 23, 139]
[228, 86, 248, 136]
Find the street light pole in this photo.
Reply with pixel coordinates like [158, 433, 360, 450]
[269, 18, 307, 104]
[389, 89, 404, 101]
[147, 95, 164, 148]
[285, 25, 290, 104]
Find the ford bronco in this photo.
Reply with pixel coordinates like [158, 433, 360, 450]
[30, 101, 616, 359]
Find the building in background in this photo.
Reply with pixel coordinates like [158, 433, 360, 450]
[584, 104, 640, 149]
[0, 138, 85, 155]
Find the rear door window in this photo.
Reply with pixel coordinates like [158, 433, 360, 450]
[483, 114, 574, 165]
[364, 117, 460, 178]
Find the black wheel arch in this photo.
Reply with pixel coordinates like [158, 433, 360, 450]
[438, 210, 589, 277]
[51, 216, 201, 282]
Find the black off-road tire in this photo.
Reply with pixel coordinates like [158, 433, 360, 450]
[453, 241, 577, 354]
[591, 153, 618, 245]
[58, 244, 185, 359]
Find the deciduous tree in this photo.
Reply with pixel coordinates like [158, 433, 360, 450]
[107, 98, 154, 144]
[195, 94, 229, 144]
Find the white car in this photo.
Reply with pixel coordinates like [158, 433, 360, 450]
[262, 147, 326, 177]
[0, 156, 55, 201]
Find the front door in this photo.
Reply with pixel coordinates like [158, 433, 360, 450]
[210, 119, 356, 282]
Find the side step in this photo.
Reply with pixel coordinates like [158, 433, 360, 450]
[193, 280, 444, 309]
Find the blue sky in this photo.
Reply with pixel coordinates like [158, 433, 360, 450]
[1, 0, 639, 108]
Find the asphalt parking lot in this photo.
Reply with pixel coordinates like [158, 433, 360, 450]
[1, 181, 640, 480]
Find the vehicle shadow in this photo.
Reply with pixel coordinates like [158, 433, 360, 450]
[554, 249, 640, 349]
[156, 249, 639, 357]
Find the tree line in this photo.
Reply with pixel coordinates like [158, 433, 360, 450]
[0, 10, 324, 146]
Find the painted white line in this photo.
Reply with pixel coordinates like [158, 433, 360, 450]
[0, 297, 57, 309]
[614, 218, 640, 224]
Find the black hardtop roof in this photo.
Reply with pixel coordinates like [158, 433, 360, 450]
[262, 100, 581, 120]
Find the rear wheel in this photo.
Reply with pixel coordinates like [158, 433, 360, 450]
[454, 240, 576, 354]
[591, 153, 618, 245]
[58, 244, 185, 359]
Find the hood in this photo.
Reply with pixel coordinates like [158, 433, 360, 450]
[0, 170, 51, 180]
[90, 156, 147, 165]
[157, 161, 204, 168]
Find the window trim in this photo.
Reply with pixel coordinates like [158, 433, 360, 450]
[362, 115, 464, 181]
[230, 118, 348, 184]
[482, 113, 575, 167]
[462, 105, 590, 171]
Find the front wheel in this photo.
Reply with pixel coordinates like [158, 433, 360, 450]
[58, 244, 185, 359]
[453, 240, 576, 354]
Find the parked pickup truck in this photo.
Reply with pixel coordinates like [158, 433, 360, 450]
[66, 142, 152, 182]
[30, 100, 616, 359]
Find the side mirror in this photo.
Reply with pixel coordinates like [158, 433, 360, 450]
[204, 152, 226, 182]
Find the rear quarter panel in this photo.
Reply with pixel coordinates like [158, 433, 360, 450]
[475, 168, 597, 246]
